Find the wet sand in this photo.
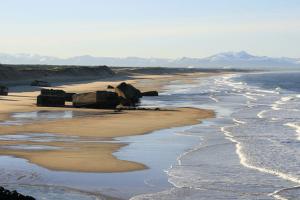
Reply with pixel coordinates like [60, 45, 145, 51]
[0, 73, 215, 173]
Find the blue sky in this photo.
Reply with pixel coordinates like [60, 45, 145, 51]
[0, 0, 300, 58]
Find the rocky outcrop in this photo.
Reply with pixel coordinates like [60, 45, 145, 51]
[73, 91, 120, 109]
[0, 187, 35, 200]
[142, 91, 159, 96]
[115, 82, 142, 106]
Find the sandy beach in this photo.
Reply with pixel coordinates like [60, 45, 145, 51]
[0, 72, 215, 173]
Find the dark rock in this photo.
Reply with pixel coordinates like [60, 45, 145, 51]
[115, 82, 142, 106]
[73, 91, 120, 109]
[142, 91, 158, 96]
[0, 186, 36, 200]
[37, 95, 65, 107]
[107, 85, 114, 89]
[31, 80, 51, 87]
[0, 85, 8, 96]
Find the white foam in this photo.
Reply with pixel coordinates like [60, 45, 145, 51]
[242, 94, 257, 101]
[257, 110, 267, 119]
[232, 118, 246, 124]
[271, 103, 281, 111]
[281, 96, 294, 102]
[221, 124, 300, 187]
[173, 135, 204, 166]
[271, 96, 295, 111]
[246, 92, 265, 97]
[272, 118, 280, 121]
[285, 123, 300, 140]
[270, 186, 300, 200]
[254, 88, 279, 94]
[276, 87, 282, 92]
[271, 193, 289, 200]
[209, 96, 219, 102]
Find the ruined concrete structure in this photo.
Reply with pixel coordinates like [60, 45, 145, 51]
[115, 82, 142, 106]
[37, 95, 65, 107]
[0, 86, 8, 96]
[35, 82, 159, 109]
[73, 91, 120, 109]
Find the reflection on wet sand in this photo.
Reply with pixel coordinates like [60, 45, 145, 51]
[0, 110, 148, 172]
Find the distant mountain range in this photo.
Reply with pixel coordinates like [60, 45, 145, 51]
[0, 51, 299, 69]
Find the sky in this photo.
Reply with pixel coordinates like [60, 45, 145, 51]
[0, 0, 300, 58]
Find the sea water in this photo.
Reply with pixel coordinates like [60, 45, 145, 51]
[132, 71, 300, 200]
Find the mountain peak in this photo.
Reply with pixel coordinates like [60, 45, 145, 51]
[207, 51, 255, 61]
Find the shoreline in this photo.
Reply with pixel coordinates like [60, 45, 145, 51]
[0, 72, 216, 173]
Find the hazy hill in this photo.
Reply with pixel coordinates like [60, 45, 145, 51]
[0, 51, 299, 69]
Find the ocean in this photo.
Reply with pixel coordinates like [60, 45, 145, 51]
[1, 71, 300, 200]
[132, 71, 300, 200]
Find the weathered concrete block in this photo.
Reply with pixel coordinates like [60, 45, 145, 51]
[41, 89, 65, 96]
[40, 89, 75, 102]
[73, 91, 120, 109]
[0, 86, 8, 96]
[65, 92, 76, 102]
[37, 95, 65, 107]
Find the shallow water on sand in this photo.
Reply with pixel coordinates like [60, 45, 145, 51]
[0, 110, 111, 126]
[0, 110, 201, 199]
